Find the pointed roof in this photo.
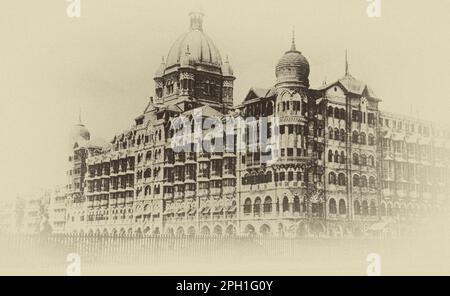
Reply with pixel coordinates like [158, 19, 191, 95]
[182, 104, 223, 118]
[243, 87, 276, 102]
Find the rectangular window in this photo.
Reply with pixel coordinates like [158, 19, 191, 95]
[287, 148, 293, 157]
[288, 172, 294, 181]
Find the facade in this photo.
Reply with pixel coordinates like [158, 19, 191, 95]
[21, 191, 50, 234]
[0, 198, 24, 234]
[48, 187, 67, 233]
[63, 12, 450, 237]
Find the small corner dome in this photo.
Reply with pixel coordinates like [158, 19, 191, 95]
[275, 38, 310, 88]
[71, 123, 90, 142]
[154, 57, 166, 78]
[221, 57, 234, 77]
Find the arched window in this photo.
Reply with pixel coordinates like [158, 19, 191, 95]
[329, 199, 337, 214]
[340, 129, 346, 142]
[327, 106, 333, 117]
[339, 199, 346, 214]
[360, 132, 367, 145]
[328, 172, 337, 185]
[334, 107, 340, 119]
[353, 174, 360, 187]
[144, 168, 152, 178]
[369, 155, 375, 167]
[380, 204, 386, 216]
[328, 127, 333, 139]
[360, 175, 368, 187]
[244, 198, 252, 214]
[282, 197, 289, 212]
[254, 197, 261, 215]
[263, 196, 272, 213]
[354, 200, 361, 215]
[334, 128, 340, 140]
[353, 153, 359, 165]
[360, 154, 367, 166]
[328, 198, 337, 214]
[387, 204, 392, 216]
[340, 109, 346, 120]
[370, 200, 377, 216]
[369, 176, 376, 188]
[328, 150, 333, 162]
[362, 200, 369, 216]
[144, 186, 151, 196]
[338, 173, 346, 186]
[293, 197, 301, 213]
[146, 150, 152, 161]
[352, 131, 359, 144]
[334, 150, 339, 163]
[368, 134, 375, 145]
[340, 151, 346, 164]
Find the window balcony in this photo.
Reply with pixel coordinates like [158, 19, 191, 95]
[210, 188, 222, 196]
[163, 192, 174, 199]
[198, 189, 209, 196]
[185, 191, 195, 198]
[174, 192, 184, 199]
[223, 187, 235, 195]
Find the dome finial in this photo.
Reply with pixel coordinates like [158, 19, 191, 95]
[345, 49, 350, 76]
[290, 25, 296, 51]
[189, 11, 204, 31]
[78, 108, 82, 124]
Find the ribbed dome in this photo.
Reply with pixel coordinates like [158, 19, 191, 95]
[71, 123, 90, 143]
[165, 12, 222, 71]
[154, 57, 166, 78]
[275, 39, 310, 88]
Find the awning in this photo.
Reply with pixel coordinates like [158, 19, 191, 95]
[187, 208, 197, 215]
[382, 129, 392, 139]
[201, 207, 210, 214]
[227, 205, 237, 213]
[222, 174, 236, 179]
[392, 132, 405, 141]
[177, 208, 185, 215]
[213, 206, 224, 214]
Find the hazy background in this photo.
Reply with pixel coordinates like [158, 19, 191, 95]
[1, 0, 449, 200]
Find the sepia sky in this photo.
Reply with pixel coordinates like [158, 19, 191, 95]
[0, 0, 449, 200]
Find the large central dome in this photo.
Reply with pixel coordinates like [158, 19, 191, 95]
[165, 12, 223, 70]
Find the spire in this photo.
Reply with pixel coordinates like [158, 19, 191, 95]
[290, 26, 297, 51]
[189, 11, 204, 31]
[345, 49, 349, 76]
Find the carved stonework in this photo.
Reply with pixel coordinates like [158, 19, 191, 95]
[223, 80, 233, 88]
[180, 72, 195, 80]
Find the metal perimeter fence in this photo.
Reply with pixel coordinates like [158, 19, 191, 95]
[0, 233, 401, 274]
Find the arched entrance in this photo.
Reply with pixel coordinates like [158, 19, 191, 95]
[260, 224, 271, 236]
[213, 225, 223, 236]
